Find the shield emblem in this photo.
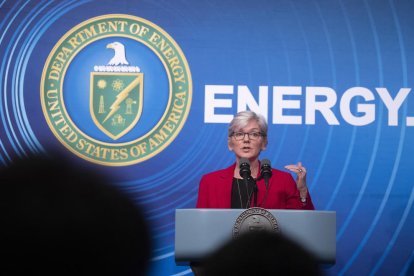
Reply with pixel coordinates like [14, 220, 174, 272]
[90, 72, 143, 140]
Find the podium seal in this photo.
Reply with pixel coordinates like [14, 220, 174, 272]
[233, 207, 279, 238]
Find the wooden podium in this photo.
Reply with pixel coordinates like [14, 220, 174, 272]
[175, 208, 336, 265]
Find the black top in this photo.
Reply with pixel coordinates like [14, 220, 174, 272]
[231, 177, 256, 209]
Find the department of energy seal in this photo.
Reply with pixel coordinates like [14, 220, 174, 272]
[40, 14, 192, 166]
[233, 208, 280, 238]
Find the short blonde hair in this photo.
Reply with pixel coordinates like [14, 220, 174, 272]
[228, 111, 268, 137]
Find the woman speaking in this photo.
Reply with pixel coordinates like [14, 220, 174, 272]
[196, 111, 314, 210]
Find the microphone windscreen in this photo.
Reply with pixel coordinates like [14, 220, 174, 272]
[240, 158, 250, 166]
[261, 159, 272, 179]
[239, 158, 251, 179]
[261, 159, 271, 167]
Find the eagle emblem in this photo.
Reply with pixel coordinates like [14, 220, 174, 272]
[106, 42, 129, 65]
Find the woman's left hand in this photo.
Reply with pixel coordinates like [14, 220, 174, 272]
[284, 162, 307, 192]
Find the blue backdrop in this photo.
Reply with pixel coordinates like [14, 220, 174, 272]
[1, 0, 414, 275]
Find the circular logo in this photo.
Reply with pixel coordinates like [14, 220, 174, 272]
[233, 207, 280, 238]
[41, 14, 192, 166]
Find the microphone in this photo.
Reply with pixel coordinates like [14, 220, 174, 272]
[259, 159, 272, 208]
[260, 159, 272, 189]
[239, 158, 251, 180]
[239, 158, 255, 208]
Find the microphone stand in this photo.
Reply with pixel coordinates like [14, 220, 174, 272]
[243, 176, 251, 208]
[261, 177, 269, 207]
[244, 176, 258, 208]
[253, 178, 258, 207]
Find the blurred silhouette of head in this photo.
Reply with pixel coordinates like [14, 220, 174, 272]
[203, 231, 322, 276]
[0, 153, 151, 275]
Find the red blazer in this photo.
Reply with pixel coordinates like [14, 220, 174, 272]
[196, 163, 315, 210]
